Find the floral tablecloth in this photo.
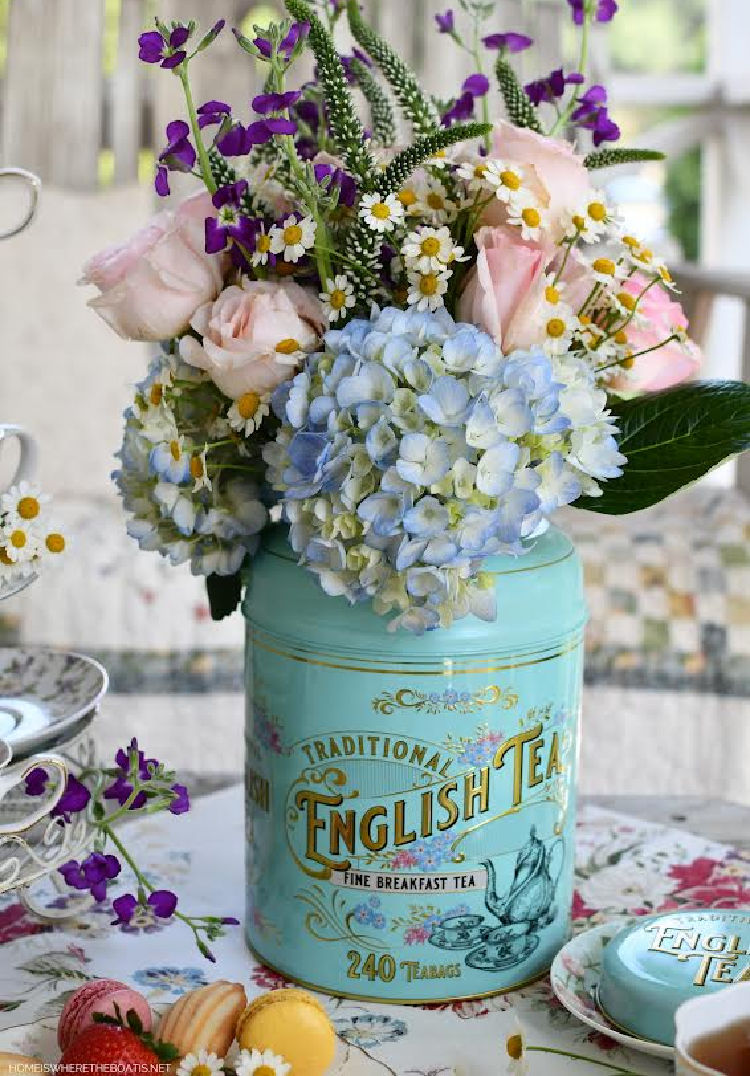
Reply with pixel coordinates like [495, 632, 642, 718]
[2, 787, 750, 1074]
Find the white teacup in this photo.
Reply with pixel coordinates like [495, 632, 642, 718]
[0, 424, 37, 492]
[675, 980, 750, 1073]
[0, 167, 40, 239]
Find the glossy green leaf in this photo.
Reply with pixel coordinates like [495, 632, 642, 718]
[574, 381, 750, 514]
[206, 570, 243, 620]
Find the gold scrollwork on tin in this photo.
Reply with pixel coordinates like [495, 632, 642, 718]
[296, 884, 389, 950]
[285, 766, 359, 881]
[372, 685, 518, 716]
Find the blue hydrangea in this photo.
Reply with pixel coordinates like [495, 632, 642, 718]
[265, 307, 625, 633]
[114, 354, 267, 577]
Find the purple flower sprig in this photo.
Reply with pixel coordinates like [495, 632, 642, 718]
[24, 737, 238, 961]
[232, 20, 309, 65]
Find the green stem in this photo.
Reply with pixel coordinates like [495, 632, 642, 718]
[178, 65, 216, 194]
[549, 10, 590, 136]
[527, 1047, 647, 1075]
[471, 21, 491, 152]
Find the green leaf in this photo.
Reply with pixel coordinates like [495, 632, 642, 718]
[574, 381, 750, 515]
[350, 58, 396, 147]
[584, 147, 666, 169]
[206, 571, 243, 620]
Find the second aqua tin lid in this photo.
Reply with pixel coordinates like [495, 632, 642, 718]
[599, 910, 750, 1047]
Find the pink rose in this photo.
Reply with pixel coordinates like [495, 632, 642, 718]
[457, 225, 551, 351]
[484, 120, 590, 238]
[179, 280, 325, 399]
[81, 192, 227, 342]
[611, 273, 701, 392]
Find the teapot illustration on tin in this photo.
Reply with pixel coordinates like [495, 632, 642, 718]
[428, 826, 564, 973]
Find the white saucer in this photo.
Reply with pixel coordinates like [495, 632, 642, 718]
[550, 919, 674, 1060]
[0, 648, 108, 759]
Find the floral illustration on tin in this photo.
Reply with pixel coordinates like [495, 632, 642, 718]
[371, 685, 518, 716]
[441, 721, 507, 767]
[390, 902, 472, 946]
[297, 884, 390, 951]
[247, 698, 288, 759]
[428, 827, 564, 973]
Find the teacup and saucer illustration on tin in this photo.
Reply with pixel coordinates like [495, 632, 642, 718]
[428, 825, 564, 972]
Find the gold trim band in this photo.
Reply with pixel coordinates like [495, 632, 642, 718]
[248, 632, 583, 676]
[245, 933, 553, 1005]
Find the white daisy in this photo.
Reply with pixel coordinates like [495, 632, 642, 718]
[0, 481, 48, 525]
[506, 198, 548, 241]
[273, 337, 307, 365]
[359, 192, 405, 233]
[236, 1047, 291, 1076]
[456, 157, 493, 195]
[565, 190, 612, 243]
[269, 215, 316, 262]
[228, 391, 271, 437]
[484, 159, 529, 205]
[320, 274, 356, 323]
[402, 226, 463, 273]
[429, 148, 450, 169]
[189, 446, 212, 493]
[42, 523, 67, 557]
[396, 185, 420, 215]
[252, 223, 273, 267]
[176, 1050, 225, 1076]
[0, 517, 40, 564]
[540, 305, 580, 356]
[504, 1016, 529, 1073]
[406, 267, 450, 312]
[412, 179, 457, 224]
[589, 255, 626, 286]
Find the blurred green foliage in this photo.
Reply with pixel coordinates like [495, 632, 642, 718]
[666, 146, 702, 261]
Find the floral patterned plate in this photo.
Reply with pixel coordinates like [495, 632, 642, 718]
[550, 919, 674, 1060]
[0, 648, 107, 759]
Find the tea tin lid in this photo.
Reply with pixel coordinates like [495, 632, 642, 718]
[599, 910, 750, 1047]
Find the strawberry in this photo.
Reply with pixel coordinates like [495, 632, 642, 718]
[58, 1026, 162, 1075]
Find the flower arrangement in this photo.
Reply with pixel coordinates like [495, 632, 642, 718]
[25, 740, 237, 959]
[0, 482, 66, 590]
[83, 0, 750, 631]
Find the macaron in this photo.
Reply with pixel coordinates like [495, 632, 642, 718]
[158, 980, 247, 1060]
[58, 979, 152, 1051]
[0, 1053, 43, 1076]
[236, 989, 336, 1076]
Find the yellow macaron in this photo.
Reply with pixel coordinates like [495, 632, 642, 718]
[236, 989, 336, 1076]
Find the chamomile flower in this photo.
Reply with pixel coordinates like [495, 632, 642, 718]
[176, 1050, 225, 1076]
[504, 1016, 529, 1073]
[320, 274, 356, 323]
[541, 306, 580, 356]
[396, 185, 420, 214]
[456, 157, 492, 195]
[273, 337, 307, 366]
[565, 190, 612, 242]
[359, 192, 405, 233]
[0, 518, 39, 564]
[412, 179, 457, 223]
[507, 198, 548, 241]
[269, 215, 316, 262]
[656, 262, 679, 291]
[402, 226, 462, 273]
[43, 524, 67, 556]
[406, 267, 450, 312]
[0, 481, 48, 525]
[484, 159, 529, 204]
[252, 223, 273, 267]
[429, 148, 450, 169]
[189, 446, 212, 493]
[236, 1048, 291, 1076]
[228, 392, 271, 437]
[589, 255, 626, 286]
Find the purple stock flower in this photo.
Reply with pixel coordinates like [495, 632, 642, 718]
[23, 767, 49, 797]
[482, 32, 533, 53]
[221, 916, 241, 925]
[115, 738, 156, 780]
[525, 68, 584, 106]
[253, 21, 309, 61]
[252, 90, 302, 115]
[571, 84, 608, 117]
[295, 99, 319, 131]
[159, 120, 196, 175]
[252, 35, 273, 58]
[197, 100, 231, 129]
[138, 25, 190, 69]
[571, 85, 620, 145]
[218, 118, 297, 156]
[112, 889, 178, 927]
[59, 853, 121, 902]
[155, 167, 170, 197]
[435, 9, 455, 34]
[313, 163, 357, 208]
[441, 91, 475, 127]
[206, 181, 259, 254]
[103, 776, 147, 811]
[169, 783, 190, 816]
[567, 0, 618, 25]
[463, 73, 489, 98]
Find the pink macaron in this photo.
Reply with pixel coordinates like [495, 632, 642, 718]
[57, 979, 152, 1051]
